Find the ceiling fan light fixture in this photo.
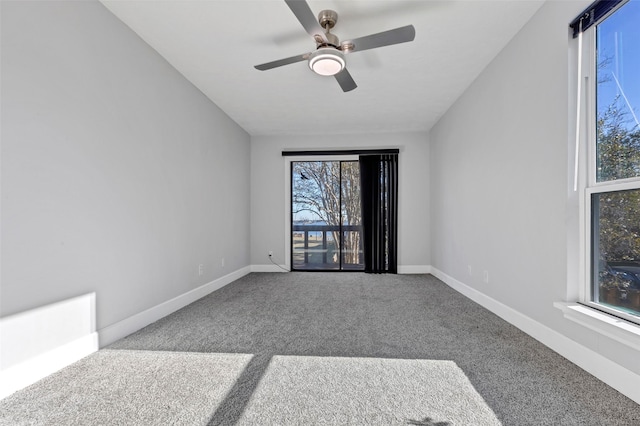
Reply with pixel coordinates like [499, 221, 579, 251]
[308, 48, 345, 76]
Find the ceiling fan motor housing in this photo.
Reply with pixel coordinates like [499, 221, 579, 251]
[308, 10, 344, 76]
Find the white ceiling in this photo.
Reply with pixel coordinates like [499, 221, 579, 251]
[100, 0, 544, 136]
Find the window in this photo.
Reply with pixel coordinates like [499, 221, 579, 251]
[581, 0, 640, 324]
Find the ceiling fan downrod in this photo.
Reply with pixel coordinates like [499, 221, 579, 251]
[317, 10, 339, 48]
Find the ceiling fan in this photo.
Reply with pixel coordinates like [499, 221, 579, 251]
[254, 0, 416, 92]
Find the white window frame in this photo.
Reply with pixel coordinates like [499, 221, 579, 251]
[580, 4, 640, 326]
[558, 0, 640, 355]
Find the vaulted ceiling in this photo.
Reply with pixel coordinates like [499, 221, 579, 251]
[101, 0, 544, 136]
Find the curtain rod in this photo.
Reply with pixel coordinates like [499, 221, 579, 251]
[281, 149, 399, 157]
[569, 0, 624, 38]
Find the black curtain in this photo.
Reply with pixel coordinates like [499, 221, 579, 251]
[359, 154, 398, 274]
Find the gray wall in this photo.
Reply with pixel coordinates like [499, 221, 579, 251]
[1, 1, 251, 330]
[250, 132, 430, 270]
[430, 0, 639, 375]
[4, 0, 637, 392]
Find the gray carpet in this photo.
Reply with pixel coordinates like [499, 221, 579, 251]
[0, 351, 252, 425]
[1, 273, 639, 425]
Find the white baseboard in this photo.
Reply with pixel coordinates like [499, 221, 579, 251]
[98, 266, 251, 347]
[0, 332, 98, 400]
[398, 265, 431, 274]
[250, 264, 289, 273]
[250, 265, 431, 274]
[0, 292, 98, 400]
[430, 267, 640, 405]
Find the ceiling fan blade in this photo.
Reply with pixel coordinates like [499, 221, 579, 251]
[255, 53, 309, 71]
[284, 0, 328, 43]
[334, 68, 357, 92]
[342, 25, 415, 53]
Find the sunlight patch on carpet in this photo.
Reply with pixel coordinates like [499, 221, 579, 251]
[239, 356, 501, 425]
[0, 350, 252, 425]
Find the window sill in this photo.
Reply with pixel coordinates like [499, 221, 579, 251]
[554, 302, 640, 351]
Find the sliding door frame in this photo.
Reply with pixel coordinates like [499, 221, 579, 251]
[284, 155, 358, 272]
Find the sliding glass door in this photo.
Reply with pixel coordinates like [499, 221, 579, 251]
[291, 161, 364, 271]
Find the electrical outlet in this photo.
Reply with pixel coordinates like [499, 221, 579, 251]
[483, 270, 489, 283]
[468, 265, 472, 276]
[221, 258, 225, 267]
[268, 251, 273, 257]
[198, 264, 204, 276]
